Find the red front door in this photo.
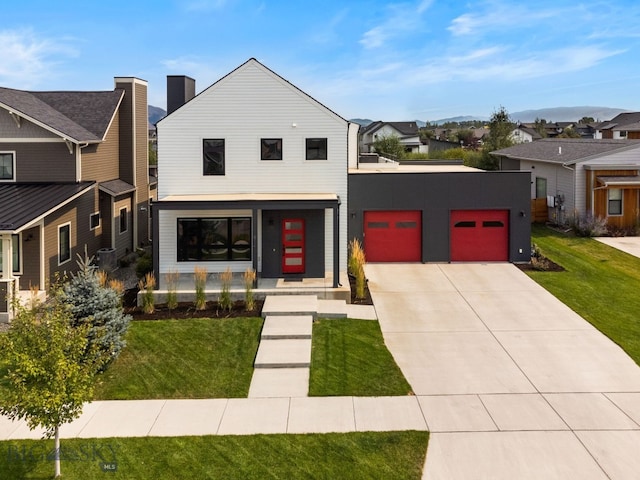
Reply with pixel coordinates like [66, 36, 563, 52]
[282, 218, 305, 274]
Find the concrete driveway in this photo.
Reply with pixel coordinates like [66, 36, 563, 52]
[365, 263, 640, 480]
[596, 236, 640, 259]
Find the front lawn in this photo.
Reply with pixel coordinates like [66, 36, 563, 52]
[528, 225, 640, 365]
[309, 319, 413, 396]
[94, 317, 263, 399]
[0, 431, 429, 479]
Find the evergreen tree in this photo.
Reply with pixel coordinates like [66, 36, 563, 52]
[61, 254, 131, 370]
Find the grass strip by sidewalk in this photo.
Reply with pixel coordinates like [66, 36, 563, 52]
[0, 431, 429, 480]
[94, 317, 263, 400]
[309, 318, 413, 396]
[529, 224, 640, 365]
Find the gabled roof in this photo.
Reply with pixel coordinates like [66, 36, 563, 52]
[491, 138, 640, 165]
[0, 182, 95, 233]
[0, 87, 123, 143]
[159, 58, 349, 126]
[361, 121, 419, 137]
[599, 112, 640, 131]
[514, 126, 542, 140]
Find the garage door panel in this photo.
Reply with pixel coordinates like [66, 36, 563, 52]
[451, 210, 508, 261]
[364, 211, 421, 262]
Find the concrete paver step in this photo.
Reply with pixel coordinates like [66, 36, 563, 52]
[254, 338, 311, 368]
[261, 315, 313, 339]
[317, 299, 348, 318]
[248, 368, 309, 398]
[262, 295, 318, 319]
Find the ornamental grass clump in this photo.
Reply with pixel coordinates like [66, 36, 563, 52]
[219, 268, 233, 312]
[164, 270, 180, 310]
[138, 272, 156, 314]
[243, 267, 256, 311]
[348, 238, 367, 300]
[194, 267, 208, 310]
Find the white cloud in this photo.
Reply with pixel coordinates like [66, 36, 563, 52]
[359, 0, 433, 49]
[0, 29, 77, 88]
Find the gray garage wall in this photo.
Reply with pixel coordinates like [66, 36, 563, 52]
[348, 171, 531, 263]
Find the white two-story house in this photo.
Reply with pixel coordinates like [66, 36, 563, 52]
[153, 59, 359, 288]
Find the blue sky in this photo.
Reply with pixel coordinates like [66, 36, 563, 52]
[2, 0, 640, 121]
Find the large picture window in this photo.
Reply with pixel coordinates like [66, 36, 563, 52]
[260, 138, 282, 160]
[203, 139, 225, 175]
[58, 223, 71, 265]
[0, 152, 15, 181]
[177, 217, 251, 262]
[608, 188, 622, 215]
[306, 138, 327, 160]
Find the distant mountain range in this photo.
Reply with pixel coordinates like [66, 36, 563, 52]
[151, 106, 630, 128]
[349, 106, 631, 127]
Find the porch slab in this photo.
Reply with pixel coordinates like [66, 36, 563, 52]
[317, 299, 348, 318]
[261, 295, 318, 318]
[254, 339, 311, 368]
[261, 315, 313, 339]
[248, 368, 309, 398]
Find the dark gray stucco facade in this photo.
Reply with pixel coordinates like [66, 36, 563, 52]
[348, 171, 532, 263]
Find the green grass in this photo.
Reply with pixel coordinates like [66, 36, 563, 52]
[309, 319, 413, 396]
[529, 224, 640, 365]
[94, 317, 263, 399]
[0, 431, 429, 479]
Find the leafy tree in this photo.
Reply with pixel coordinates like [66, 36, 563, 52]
[372, 134, 406, 160]
[579, 116, 595, 124]
[0, 301, 105, 478]
[480, 106, 515, 170]
[533, 117, 548, 138]
[148, 140, 157, 165]
[61, 254, 131, 371]
[558, 127, 581, 138]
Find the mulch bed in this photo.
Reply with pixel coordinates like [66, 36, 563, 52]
[349, 274, 373, 305]
[126, 299, 264, 321]
[515, 255, 565, 272]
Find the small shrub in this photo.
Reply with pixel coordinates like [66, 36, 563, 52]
[136, 253, 153, 279]
[219, 268, 233, 312]
[243, 268, 256, 311]
[194, 267, 208, 310]
[569, 212, 607, 237]
[164, 270, 180, 310]
[349, 238, 366, 300]
[108, 279, 125, 297]
[138, 272, 156, 314]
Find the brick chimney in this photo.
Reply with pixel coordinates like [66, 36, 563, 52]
[167, 75, 196, 115]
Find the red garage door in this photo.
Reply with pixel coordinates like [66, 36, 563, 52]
[364, 211, 421, 262]
[451, 210, 509, 261]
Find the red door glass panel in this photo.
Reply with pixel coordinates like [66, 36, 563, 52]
[282, 218, 305, 273]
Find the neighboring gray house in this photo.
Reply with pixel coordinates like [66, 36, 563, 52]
[359, 121, 426, 154]
[492, 138, 640, 227]
[0, 79, 153, 321]
[597, 112, 640, 139]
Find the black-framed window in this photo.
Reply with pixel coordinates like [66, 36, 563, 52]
[0, 152, 14, 181]
[306, 138, 327, 160]
[0, 234, 20, 273]
[59, 223, 71, 265]
[608, 188, 622, 215]
[119, 207, 128, 234]
[90, 212, 100, 230]
[261, 138, 282, 160]
[203, 139, 225, 175]
[177, 217, 251, 261]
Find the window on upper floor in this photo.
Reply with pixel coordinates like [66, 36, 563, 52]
[261, 138, 282, 160]
[203, 139, 225, 175]
[608, 188, 622, 216]
[58, 223, 71, 265]
[0, 152, 15, 181]
[90, 212, 101, 230]
[306, 138, 327, 160]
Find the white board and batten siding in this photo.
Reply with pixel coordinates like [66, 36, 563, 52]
[157, 59, 350, 274]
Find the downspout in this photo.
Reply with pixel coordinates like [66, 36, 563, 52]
[76, 143, 89, 182]
[333, 198, 341, 288]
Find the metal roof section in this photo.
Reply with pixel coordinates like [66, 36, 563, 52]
[160, 192, 339, 202]
[0, 182, 95, 233]
[99, 179, 137, 197]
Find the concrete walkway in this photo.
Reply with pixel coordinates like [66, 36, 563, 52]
[365, 263, 640, 480]
[595, 236, 640, 259]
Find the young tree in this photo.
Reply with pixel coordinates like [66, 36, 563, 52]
[558, 127, 581, 138]
[480, 106, 515, 170]
[0, 302, 105, 478]
[371, 134, 406, 160]
[533, 117, 548, 138]
[61, 254, 131, 371]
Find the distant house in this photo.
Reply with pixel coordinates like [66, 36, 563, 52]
[359, 121, 426, 154]
[511, 125, 542, 143]
[596, 112, 640, 139]
[0, 79, 153, 321]
[492, 138, 640, 228]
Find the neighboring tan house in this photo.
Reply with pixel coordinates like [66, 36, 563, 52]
[359, 121, 426, 154]
[0, 78, 153, 321]
[596, 112, 640, 139]
[153, 59, 359, 288]
[492, 138, 640, 228]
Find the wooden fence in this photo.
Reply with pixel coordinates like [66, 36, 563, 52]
[531, 198, 548, 223]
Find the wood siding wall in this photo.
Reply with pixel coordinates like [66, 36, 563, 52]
[0, 109, 59, 139]
[1, 142, 76, 182]
[20, 226, 41, 289]
[157, 62, 349, 271]
[81, 110, 120, 182]
[587, 169, 640, 228]
[113, 196, 133, 256]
